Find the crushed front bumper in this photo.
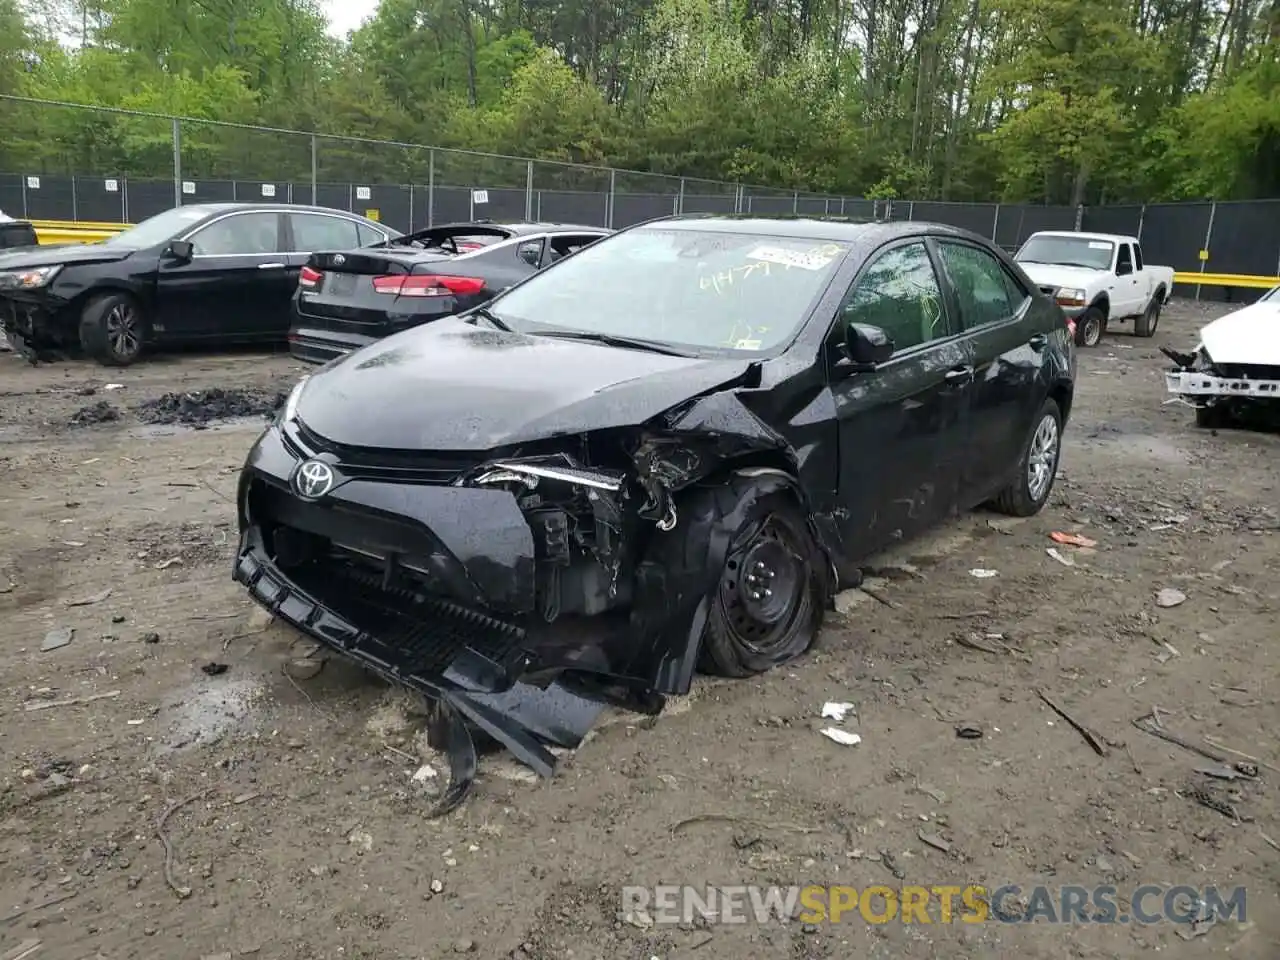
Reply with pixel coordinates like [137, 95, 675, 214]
[232, 423, 622, 813]
[1165, 370, 1280, 399]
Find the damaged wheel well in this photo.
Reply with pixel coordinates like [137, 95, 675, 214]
[1050, 380, 1073, 425]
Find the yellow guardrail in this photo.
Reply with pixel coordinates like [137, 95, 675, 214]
[32, 218, 129, 245]
[1174, 271, 1280, 290]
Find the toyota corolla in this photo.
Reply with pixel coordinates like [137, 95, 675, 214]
[233, 214, 1076, 812]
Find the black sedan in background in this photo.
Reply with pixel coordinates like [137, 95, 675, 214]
[0, 203, 396, 366]
[287, 220, 609, 363]
[234, 214, 1076, 811]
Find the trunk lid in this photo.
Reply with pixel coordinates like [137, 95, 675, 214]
[295, 248, 471, 332]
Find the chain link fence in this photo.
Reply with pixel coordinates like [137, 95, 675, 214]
[2, 95, 1279, 297]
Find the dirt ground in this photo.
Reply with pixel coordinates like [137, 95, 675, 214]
[1, 306, 1276, 960]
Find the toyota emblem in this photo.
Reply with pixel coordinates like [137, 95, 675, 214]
[293, 459, 335, 499]
[332, 254, 345, 265]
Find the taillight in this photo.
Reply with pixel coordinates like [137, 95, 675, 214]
[371, 274, 485, 298]
[299, 265, 322, 290]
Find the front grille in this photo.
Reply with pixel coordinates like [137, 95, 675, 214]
[290, 419, 482, 485]
[287, 557, 526, 683]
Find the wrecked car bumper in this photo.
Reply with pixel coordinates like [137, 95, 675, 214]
[232, 421, 656, 813]
[0, 294, 61, 353]
[287, 326, 371, 365]
[1165, 370, 1280, 400]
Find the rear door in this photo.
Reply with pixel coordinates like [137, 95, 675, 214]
[933, 238, 1046, 503]
[155, 210, 286, 340]
[829, 239, 973, 556]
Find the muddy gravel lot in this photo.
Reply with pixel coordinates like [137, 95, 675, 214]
[1, 308, 1277, 960]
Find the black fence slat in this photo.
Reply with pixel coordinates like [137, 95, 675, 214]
[2, 169, 1277, 300]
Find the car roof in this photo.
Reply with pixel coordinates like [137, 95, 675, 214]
[1029, 230, 1138, 245]
[433, 220, 609, 235]
[635, 213, 995, 245]
[178, 202, 385, 221]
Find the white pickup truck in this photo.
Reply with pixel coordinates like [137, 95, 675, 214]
[1013, 231, 1175, 348]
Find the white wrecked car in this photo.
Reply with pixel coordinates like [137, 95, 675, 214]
[1163, 285, 1280, 428]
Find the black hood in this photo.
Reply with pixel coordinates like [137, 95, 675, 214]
[0, 243, 133, 270]
[295, 317, 755, 451]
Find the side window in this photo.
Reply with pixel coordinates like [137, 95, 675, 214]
[516, 238, 545, 267]
[1116, 243, 1134, 275]
[290, 214, 360, 252]
[189, 213, 280, 256]
[357, 223, 386, 247]
[1133, 243, 1144, 271]
[936, 241, 1018, 328]
[548, 234, 603, 263]
[840, 242, 949, 354]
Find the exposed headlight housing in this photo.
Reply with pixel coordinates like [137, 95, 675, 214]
[279, 375, 310, 425]
[0, 264, 62, 289]
[1054, 288, 1087, 307]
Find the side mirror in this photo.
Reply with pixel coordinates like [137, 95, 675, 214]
[167, 239, 194, 262]
[843, 322, 894, 369]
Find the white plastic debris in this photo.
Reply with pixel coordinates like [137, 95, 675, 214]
[821, 701, 855, 722]
[969, 568, 999, 579]
[1046, 547, 1075, 567]
[104, 383, 125, 390]
[1155, 588, 1187, 608]
[820, 728, 862, 746]
[411, 764, 438, 782]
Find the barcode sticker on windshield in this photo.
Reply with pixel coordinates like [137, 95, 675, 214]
[747, 245, 836, 271]
[1088, 241, 1111, 249]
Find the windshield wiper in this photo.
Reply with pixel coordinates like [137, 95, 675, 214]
[532, 329, 691, 357]
[471, 306, 513, 331]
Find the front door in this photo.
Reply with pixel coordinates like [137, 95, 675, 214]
[155, 211, 287, 341]
[829, 239, 975, 558]
[933, 238, 1048, 503]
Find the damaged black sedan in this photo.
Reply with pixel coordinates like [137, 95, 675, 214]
[234, 215, 1075, 812]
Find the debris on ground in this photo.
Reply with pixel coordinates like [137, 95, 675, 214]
[41, 626, 74, 652]
[1050, 531, 1098, 548]
[69, 400, 122, 426]
[65, 587, 112, 607]
[968, 568, 999, 579]
[955, 723, 984, 739]
[200, 662, 229, 676]
[1046, 547, 1075, 566]
[134, 388, 287, 426]
[1036, 688, 1108, 756]
[819, 728, 861, 746]
[820, 701, 855, 722]
[1156, 587, 1188, 608]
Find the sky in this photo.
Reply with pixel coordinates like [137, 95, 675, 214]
[322, 0, 380, 38]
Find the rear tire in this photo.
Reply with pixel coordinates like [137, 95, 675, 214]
[682, 477, 826, 678]
[79, 292, 145, 367]
[1134, 297, 1161, 337]
[1074, 307, 1104, 348]
[1194, 403, 1228, 429]
[990, 397, 1063, 517]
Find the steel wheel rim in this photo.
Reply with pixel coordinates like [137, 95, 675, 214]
[105, 304, 139, 358]
[1082, 314, 1101, 346]
[1027, 414, 1059, 502]
[718, 516, 808, 654]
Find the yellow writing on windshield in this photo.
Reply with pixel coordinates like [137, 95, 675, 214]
[699, 243, 843, 293]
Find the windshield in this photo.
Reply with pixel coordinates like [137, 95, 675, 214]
[1016, 236, 1114, 270]
[1262, 285, 1279, 303]
[103, 206, 213, 248]
[488, 227, 851, 354]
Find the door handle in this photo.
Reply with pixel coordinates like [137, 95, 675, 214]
[944, 365, 974, 385]
[258, 262, 285, 270]
[1028, 334, 1047, 350]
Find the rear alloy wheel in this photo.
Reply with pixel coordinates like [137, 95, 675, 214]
[696, 480, 825, 678]
[1074, 308, 1104, 348]
[1135, 297, 1161, 337]
[991, 397, 1063, 517]
[80, 293, 144, 367]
